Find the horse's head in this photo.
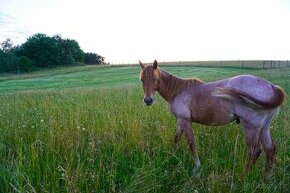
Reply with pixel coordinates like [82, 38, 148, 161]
[139, 60, 160, 106]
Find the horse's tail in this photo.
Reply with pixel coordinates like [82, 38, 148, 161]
[213, 86, 286, 109]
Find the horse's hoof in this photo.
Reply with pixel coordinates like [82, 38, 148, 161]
[192, 166, 201, 176]
[263, 170, 272, 180]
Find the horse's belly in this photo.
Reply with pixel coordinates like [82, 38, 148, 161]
[190, 100, 236, 126]
[192, 110, 236, 126]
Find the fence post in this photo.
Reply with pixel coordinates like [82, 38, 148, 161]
[263, 61, 265, 69]
[271, 61, 273, 68]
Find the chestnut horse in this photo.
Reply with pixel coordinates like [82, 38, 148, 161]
[139, 60, 285, 175]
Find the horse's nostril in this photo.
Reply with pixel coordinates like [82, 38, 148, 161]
[144, 97, 153, 106]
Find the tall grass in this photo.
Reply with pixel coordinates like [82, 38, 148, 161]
[0, 66, 289, 192]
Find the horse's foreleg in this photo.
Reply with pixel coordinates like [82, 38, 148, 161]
[180, 119, 201, 172]
[174, 119, 184, 145]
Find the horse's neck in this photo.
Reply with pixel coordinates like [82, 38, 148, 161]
[157, 70, 202, 102]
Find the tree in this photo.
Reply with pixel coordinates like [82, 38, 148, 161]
[0, 49, 7, 72]
[54, 35, 85, 65]
[0, 33, 105, 73]
[18, 33, 63, 68]
[1, 38, 14, 53]
[85, 52, 105, 65]
[64, 39, 85, 62]
[0, 52, 19, 72]
[17, 56, 35, 72]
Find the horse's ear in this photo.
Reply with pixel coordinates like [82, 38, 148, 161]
[139, 60, 144, 69]
[153, 60, 158, 69]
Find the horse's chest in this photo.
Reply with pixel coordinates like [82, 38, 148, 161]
[169, 95, 191, 119]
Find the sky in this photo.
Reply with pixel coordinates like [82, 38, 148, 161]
[0, 0, 290, 63]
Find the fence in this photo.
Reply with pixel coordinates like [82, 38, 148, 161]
[156, 60, 290, 69]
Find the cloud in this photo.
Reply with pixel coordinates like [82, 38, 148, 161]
[0, 11, 32, 45]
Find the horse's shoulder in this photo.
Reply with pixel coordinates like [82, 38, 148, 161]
[169, 93, 192, 119]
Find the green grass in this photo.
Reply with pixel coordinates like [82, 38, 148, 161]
[0, 65, 289, 192]
[0, 65, 264, 93]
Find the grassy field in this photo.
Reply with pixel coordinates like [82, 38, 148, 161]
[0, 65, 269, 92]
[0, 65, 289, 192]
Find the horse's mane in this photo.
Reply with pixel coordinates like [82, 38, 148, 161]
[160, 70, 203, 99]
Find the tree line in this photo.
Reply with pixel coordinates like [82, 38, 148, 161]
[0, 33, 105, 73]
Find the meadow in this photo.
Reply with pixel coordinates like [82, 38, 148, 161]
[0, 64, 289, 192]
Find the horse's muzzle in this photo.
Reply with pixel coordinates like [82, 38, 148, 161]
[144, 97, 154, 106]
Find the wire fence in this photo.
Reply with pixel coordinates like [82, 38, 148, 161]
[111, 60, 290, 69]
[158, 60, 290, 69]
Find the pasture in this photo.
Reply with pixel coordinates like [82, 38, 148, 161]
[0, 65, 289, 192]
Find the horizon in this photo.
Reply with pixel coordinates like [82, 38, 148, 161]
[1, 0, 290, 64]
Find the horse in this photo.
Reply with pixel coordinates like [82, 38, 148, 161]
[139, 60, 285, 176]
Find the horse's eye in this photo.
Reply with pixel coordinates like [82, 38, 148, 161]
[141, 79, 144, 83]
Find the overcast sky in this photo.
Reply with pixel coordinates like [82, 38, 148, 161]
[1, 0, 290, 63]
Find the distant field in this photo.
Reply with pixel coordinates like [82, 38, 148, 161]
[0, 65, 289, 192]
[0, 64, 269, 92]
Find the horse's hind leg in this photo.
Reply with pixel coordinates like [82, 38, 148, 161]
[252, 143, 262, 165]
[260, 114, 276, 176]
[260, 129, 276, 176]
[242, 122, 261, 171]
